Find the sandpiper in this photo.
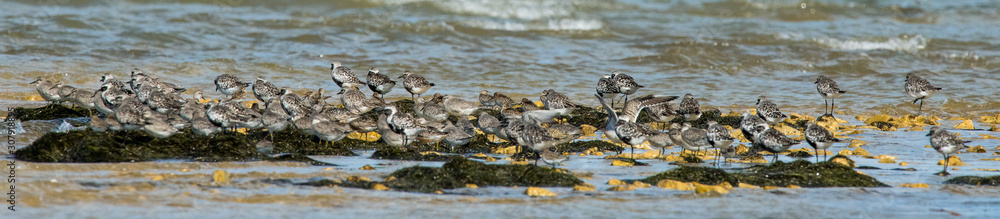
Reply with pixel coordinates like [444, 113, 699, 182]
[494, 92, 515, 108]
[443, 121, 473, 152]
[756, 96, 787, 125]
[646, 131, 674, 157]
[311, 114, 352, 145]
[32, 78, 63, 105]
[754, 125, 800, 163]
[399, 70, 435, 100]
[143, 87, 185, 114]
[804, 122, 843, 162]
[679, 123, 713, 156]
[617, 95, 680, 123]
[365, 67, 396, 99]
[377, 111, 407, 148]
[385, 104, 425, 146]
[476, 111, 501, 136]
[142, 111, 179, 139]
[927, 126, 971, 176]
[179, 91, 205, 121]
[106, 113, 123, 132]
[442, 95, 480, 116]
[678, 93, 702, 121]
[253, 76, 282, 103]
[415, 96, 448, 123]
[280, 91, 309, 120]
[55, 83, 78, 107]
[339, 87, 377, 114]
[595, 74, 619, 108]
[644, 102, 678, 130]
[595, 94, 659, 159]
[114, 97, 148, 131]
[905, 72, 942, 113]
[89, 115, 107, 132]
[192, 109, 221, 136]
[706, 120, 735, 165]
[479, 90, 498, 108]
[262, 100, 290, 140]
[815, 75, 846, 115]
[330, 62, 364, 88]
[214, 74, 250, 95]
[740, 111, 769, 155]
[130, 69, 186, 93]
[611, 71, 644, 104]
[540, 89, 577, 115]
[539, 147, 569, 168]
[519, 98, 540, 111]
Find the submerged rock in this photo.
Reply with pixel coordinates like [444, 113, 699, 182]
[370, 147, 455, 161]
[944, 176, 1000, 186]
[638, 158, 888, 188]
[9, 104, 96, 121]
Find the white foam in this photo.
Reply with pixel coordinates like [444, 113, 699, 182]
[463, 18, 602, 31]
[814, 35, 927, 52]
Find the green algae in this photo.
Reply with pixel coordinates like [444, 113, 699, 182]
[562, 106, 606, 128]
[944, 175, 1000, 186]
[638, 159, 888, 187]
[786, 150, 813, 158]
[556, 140, 622, 153]
[8, 104, 96, 121]
[16, 129, 263, 162]
[370, 146, 455, 161]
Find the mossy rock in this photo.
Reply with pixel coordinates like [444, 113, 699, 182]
[370, 147, 454, 161]
[393, 99, 415, 114]
[562, 106, 606, 128]
[556, 140, 622, 153]
[385, 157, 582, 193]
[9, 104, 96, 121]
[246, 129, 357, 156]
[786, 150, 813, 158]
[944, 176, 1000, 186]
[16, 129, 262, 162]
[637, 159, 888, 187]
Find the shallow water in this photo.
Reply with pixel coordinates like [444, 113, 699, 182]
[3, 0, 1000, 217]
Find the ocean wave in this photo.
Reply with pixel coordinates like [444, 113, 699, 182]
[814, 35, 927, 52]
[461, 18, 603, 31]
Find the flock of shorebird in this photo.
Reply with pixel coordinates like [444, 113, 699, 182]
[25, 63, 970, 174]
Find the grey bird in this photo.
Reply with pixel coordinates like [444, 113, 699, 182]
[804, 122, 843, 162]
[905, 72, 942, 114]
[815, 75, 846, 115]
[927, 126, 971, 176]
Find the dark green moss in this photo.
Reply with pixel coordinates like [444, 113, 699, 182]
[870, 121, 895, 131]
[637, 159, 888, 187]
[682, 154, 704, 163]
[370, 146, 454, 161]
[16, 129, 263, 162]
[562, 106, 606, 128]
[944, 176, 1000, 186]
[556, 140, 622, 153]
[786, 150, 813, 158]
[266, 154, 340, 166]
[384, 157, 583, 193]
[510, 150, 538, 161]
[393, 99, 415, 114]
[9, 104, 96, 121]
[246, 129, 357, 156]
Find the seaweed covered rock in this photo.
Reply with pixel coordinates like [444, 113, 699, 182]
[9, 104, 95, 121]
[370, 147, 454, 161]
[16, 129, 263, 162]
[562, 106, 606, 128]
[637, 159, 888, 187]
[384, 157, 583, 192]
[944, 175, 1000, 186]
[557, 140, 622, 153]
[247, 129, 357, 156]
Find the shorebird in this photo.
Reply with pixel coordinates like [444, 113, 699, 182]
[740, 111, 769, 154]
[443, 121, 473, 152]
[280, 91, 309, 121]
[756, 96, 787, 125]
[106, 113, 123, 132]
[617, 95, 680, 123]
[540, 89, 577, 115]
[479, 90, 498, 108]
[89, 115, 107, 132]
[142, 111, 179, 138]
[905, 72, 942, 114]
[365, 67, 396, 99]
[385, 104, 425, 147]
[71, 89, 98, 113]
[330, 62, 364, 88]
[494, 92, 515, 108]
[142, 86, 185, 114]
[93, 87, 115, 116]
[55, 83, 78, 107]
[646, 130, 674, 157]
[595, 74, 619, 108]
[520, 98, 540, 111]
[442, 95, 480, 116]
[414, 96, 448, 123]
[644, 102, 679, 130]
[377, 110, 407, 148]
[815, 75, 846, 115]
[114, 97, 148, 131]
[927, 126, 971, 176]
[206, 90, 262, 130]
[706, 121, 735, 165]
[130, 69, 185, 94]
[311, 113, 352, 146]
[191, 108, 221, 136]
[476, 111, 501, 136]
[339, 87, 378, 114]
[754, 125, 800, 163]
[612, 71, 644, 105]
[678, 93, 702, 121]
[804, 122, 843, 162]
[253, 76, 282, 103]
[179, 91, 205, 121]
[214, 74, 249, 95]
[262, 100, 290, 140]
[539, 147, 569, 168]
[30, 78, 61, 105]
[595, 94, 659, 160]
[678, 123, 713, 157]
[399, 70, 435, 101]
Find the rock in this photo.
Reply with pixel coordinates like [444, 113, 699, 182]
[944, 176, 1000, 186]
[372, 183, 390, 191]
[938, 155, 969, 166]
[953, 120, 975, 130]
[525, 187, 557, 196]
[360, 165, 375, 170]
[213, 170, 230, 184]
[967, 145, 986, 153]
[657, 180, 696, 191]
[848, 139, 868, 148]
[573, 184, 596, 192]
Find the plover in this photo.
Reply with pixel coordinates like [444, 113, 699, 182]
[89, 115, 107, 132]
[595, 74, 619, 108]
[414, 96, 448, 123]
[280, 91, 309, 120]
[339, 87, 377, 114]
[678, 93, 702, 121]
[377, 111, 407, 148]
[905, 72, 942, 113]
[595, 94, 659, 159]
[927, 126, 971, 176]
[754, 126, 800, 163]
[399, 70, 435, 100]
[93, 87, 115, 115]
[679, 123, 713, 156]
[385, 104, 425, 146]
[618, 95, 679, 123]
[804, 122, 843, 162]
[114, 97, 148, 131]
[494, 92, 515, 108]
[142, 110, 180, 138]
[646, 129, 674, 157]
[252, 76, 282, 103]
[612, 71, 644, 104]
[740, 111, 769, 154]
[365, 67, 396, 99]
[214, 74, 250, 95]
[130, 69, 185, 93]
[540, 89, 577, 115]
[479, 90, 498, 108]
[143, 88, 185, 114]
[179, 91, 205, 122]
[330, 62, 364, 88]
[815, 75, 846, 115]
[443, 122, 473, 152]
[442, 95, 480, 116]
[262, 100, 290, 140]
[706, 120, 735, 165]
[476, 111, 501, 135]
[756, 96, 787, 124]
[520, 98, 540, 111]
